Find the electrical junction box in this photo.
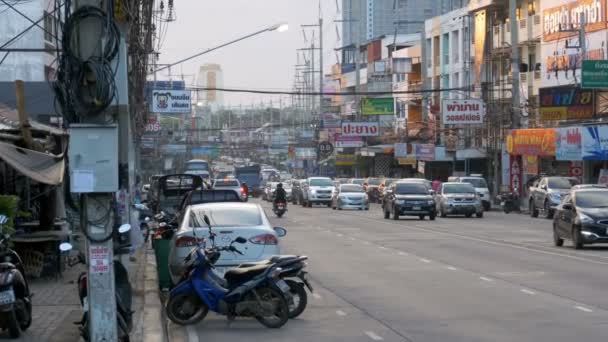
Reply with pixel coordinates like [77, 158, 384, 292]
[68, 124, 118, 193]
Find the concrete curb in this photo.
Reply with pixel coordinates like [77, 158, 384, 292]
[143, 246, 169, 342]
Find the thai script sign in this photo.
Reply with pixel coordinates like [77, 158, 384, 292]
[539, 86, 594, 121]
[506, 129, 556, 156]
[150, 90, 192, 113]
[442, 99, 485, 125]
[556, 127, 583, 160]
[341, 122, 379, 137]
[543, 0, 606, 42]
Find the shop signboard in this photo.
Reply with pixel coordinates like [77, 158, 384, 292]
[320, 112, 341, 128]
[398, 157, 417, 166]
[341, 122, 379, 137]
[522, 155, 539, 175]
[582, 60, 608, 89]
[441, 99, 485, 125]
[539, 87, 594, 121]
[361, 98, 394, 115]
[295, 148, 317, 160]
[192, 146, 219, 159]
[582, 125, 608, 160]
[394, 143, 407, 158]
[150, 90, 192, 113]
[336, 154, 356, 166]
[555, 127, 582, 160]
[506, 129, 556, 156]
[570, 161, 583, 182]
[416, 144, 435, 161]
[335, 134, 364, 148]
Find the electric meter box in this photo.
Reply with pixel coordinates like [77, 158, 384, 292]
[68, 124, 118, 193]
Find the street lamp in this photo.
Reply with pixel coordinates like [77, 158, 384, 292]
[152, 22, 289, 74]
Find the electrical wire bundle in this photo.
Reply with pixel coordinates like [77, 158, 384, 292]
[53, 5, 120, 122]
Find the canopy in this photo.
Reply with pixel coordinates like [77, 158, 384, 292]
[0, 141, 65, 185]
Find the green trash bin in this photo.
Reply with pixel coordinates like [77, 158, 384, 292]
[154, 238, 172, 290]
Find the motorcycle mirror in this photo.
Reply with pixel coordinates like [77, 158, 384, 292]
[273, 227, 287, 237]
[234, 236, 247, 244]
[118, 224, 132, 234]
[0, 215, 7, 225]
[59, 242, 73, 252]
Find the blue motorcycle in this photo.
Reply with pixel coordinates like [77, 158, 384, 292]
[165, 215, 292, 328]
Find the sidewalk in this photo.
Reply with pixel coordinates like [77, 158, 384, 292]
[13, 245, 166, 342]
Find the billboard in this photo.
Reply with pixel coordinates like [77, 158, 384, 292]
[341, 122, 379, 137]
[441, 99, 485, 125]
[582, 125, 608, 160]
[361, 98, 394, 115]
[539, 86, 594, 121]
[335, 134, 363, 148]
[150, 90, 192, 113]
[506, 129, 556, 156]
[555, 127, 582, 160]
[416, 144, 435, 161]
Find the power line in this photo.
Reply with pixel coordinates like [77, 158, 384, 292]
[185, 86, 471, 96]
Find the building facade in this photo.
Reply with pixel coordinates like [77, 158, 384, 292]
[195, 63, 224, 110]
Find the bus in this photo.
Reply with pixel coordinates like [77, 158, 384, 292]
[184, 159, 211, 183]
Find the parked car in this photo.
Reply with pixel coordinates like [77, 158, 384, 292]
[168, 202, 286, 283]
[331, 184, 369, 210]
[553, 186, 608, 249]
[383, 181, 436, 220]
[529, 176, 579, 219]
[348, 178, 365, 186]
[291, 179, 304, 205]
[212, 178, 246, 201]
[302, 177, 335, 207]
[449, 175, 491, 211]
[399, 178, 434, 193]
[436, 182, 483, 218]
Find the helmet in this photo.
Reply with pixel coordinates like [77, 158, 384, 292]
[277, 183, 283, 188]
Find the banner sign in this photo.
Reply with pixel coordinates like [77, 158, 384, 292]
[150, 90, 192, 113]
[510, 155, 522, 194]
[539, 86, 594, 121]
[335, 134, 363, 148]
[320, 113, 341, 128]
[341, 122, 379, 137]
[522, 155, 539, 175]
[542, 0, 607, 42]
[361, 98, 394, 115]
[336, 154, 356, 166]
[582, 60, 608, 88]
[506, 129, 556, 156]
[161, 144, 187, 154]
[398, 157, 416, 166]
[192, 146, 219, 159]
[582, 125, 608, 160]
[144, 119, 161, 132]
[394, 143, 407, 158]
[441, 99, 485, 125]
[416, 144, 435, 161]
[555, 127, 582, 160]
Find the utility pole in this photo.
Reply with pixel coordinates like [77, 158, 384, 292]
[319, 17, 324, 116]
[509, 0, 520, 129]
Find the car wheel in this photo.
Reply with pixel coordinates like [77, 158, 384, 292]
[476, 212, 483, 218]
[392, 208, 399, 220]
[308, 201, 313, 208]
[429, 214, 436, 221]
[529, 200, 539, 218]
[332, 205, 336, 210]
[465, 213, 473, 218]
[364, 207, 369, 210]
[384, 209, 390, 219]
[419, 215, 425, 220]
[544, 200, 554, 219]
[572, 226, 584, 249]
[553, 223, 564, 247]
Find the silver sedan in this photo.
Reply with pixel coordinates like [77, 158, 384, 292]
[332, 184, 369, 210]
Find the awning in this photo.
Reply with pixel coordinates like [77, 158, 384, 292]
[0, 141, 65, 185]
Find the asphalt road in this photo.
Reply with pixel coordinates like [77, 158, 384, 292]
[168, 200, 608, 342]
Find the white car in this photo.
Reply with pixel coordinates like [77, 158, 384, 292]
[302, 177, 335, 207]
[168, 202, 286, 283]
[212, 178, 246, 201]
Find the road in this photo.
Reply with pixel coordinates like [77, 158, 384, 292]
[168, 200, 608, 342]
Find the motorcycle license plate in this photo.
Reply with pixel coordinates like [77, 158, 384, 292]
[413, 206, 421, 211]
[83, 296, 89, 312]
[0, 289, 15, 305]
[276, 279, 291, 295]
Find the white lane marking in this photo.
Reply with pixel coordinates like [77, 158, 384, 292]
[187, 325, 199, 342]
[312, 293, 322, 300]
[364, 331, 384, 341]
[379, 246, 388, 250]
[398, 251, 408, 256]
[336, 233, 344, 237]
[349, 237, 356, 241]
[336, 310, 347, 316]
[363, 241, 370, 245]
[419, 258, 431, 263]
[480, 276, 493, 282]
[575, 305, 593, 313]
[520, 289, 536, 295]
[447, 266, 458, 271]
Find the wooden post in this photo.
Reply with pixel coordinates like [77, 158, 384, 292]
[14, 80, 33, 149]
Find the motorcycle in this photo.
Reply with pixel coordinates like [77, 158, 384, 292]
[59, 224, 134, 342]
[498, 191, 521, 214]
[273, 201, 287, 218]
[0, 215, 32, 339]
[134, 203, 152, 243]
[238, 255, 312, 319]
[165, 215, 292, 328]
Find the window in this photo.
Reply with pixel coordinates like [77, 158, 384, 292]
[395, 183, 429, 194]
[443, 183, 475, 194]
[443, 33, 450, 64]
[452, 30, 460, 63]
[189, 206, 263, 228]
[340, 185, 364, 193]
[310, 179, 334, 187]
[43, 11, 56, 43]
[426, 38, 432, 66]
[398, 0, 407, 8]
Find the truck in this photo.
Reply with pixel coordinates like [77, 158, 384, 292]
[235, 164, 262, 197]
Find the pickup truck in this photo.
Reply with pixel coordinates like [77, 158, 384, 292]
[528, 176, 578, 219]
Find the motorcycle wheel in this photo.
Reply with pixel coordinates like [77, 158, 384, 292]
[285, 280, 307, 319]
[277, 212, 284, 218]
[254, 287, 289, 328]
[166, 292, 209, 325]
[7, 307, 21, 338]
[16, 298, 32, 330]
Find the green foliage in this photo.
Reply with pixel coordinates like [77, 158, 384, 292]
[0, 195, 19, 236]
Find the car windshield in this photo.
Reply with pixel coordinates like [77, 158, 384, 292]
[575, 191, 608, 208]
[186, 162, 209, 171]
[443, 183, 475, 194]
[188, 206, 263, 227]
[548, 178, 575, 189]
[341, 185, 364, 193]
[310, 179, 333, 187]
[214, 180, 239, 187]
[367, 178, 381, 186]
[395, 183, 429, 194]
[352, 179, 364, 185]
[461, 178, 487, 188]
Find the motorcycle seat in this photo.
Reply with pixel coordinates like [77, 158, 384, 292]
[224, 264, 270, 285]
[238, 255, 299, 268]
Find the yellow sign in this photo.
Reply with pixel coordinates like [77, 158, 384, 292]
[336, 154, 356, 166]
[397, 157, 416, 166]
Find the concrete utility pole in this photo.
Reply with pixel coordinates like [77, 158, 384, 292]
[509, 0, 520, 129]
[319, 17, 324, 115]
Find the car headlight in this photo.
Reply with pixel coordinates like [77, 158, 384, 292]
[396, 199, 405, 205]
[310, 189, 317, 194]
[577, 213, 594, 225]
[427, 200, 435, 205]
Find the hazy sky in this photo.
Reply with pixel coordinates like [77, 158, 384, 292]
[157, 0, 339, 107]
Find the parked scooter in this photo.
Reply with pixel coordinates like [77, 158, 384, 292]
[0, 215, 32, 339]
[59, 224, 134, 342]
[273, 201, 287, 218]
[498, 190, 521, 214]
[165, 215, 292, 328]
[134, 203, 152, 243]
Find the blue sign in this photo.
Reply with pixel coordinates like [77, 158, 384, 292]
[582, 125, 608, 160]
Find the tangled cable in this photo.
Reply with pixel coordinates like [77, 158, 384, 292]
[53, 5, 120, 122]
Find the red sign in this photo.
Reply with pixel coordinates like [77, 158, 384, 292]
[510, 156, 522, 194]
[89, 246, 110, 274]
[506, 129, 556, 156]
[144, 119, 161, 133]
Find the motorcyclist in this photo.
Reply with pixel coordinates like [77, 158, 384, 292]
[273, 183, 287, 210]
[241, 182, 249, 199]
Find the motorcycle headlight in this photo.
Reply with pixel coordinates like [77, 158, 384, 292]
[577, 213, 594, 225]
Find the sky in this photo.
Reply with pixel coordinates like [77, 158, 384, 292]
[156, 0, 340, 108]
